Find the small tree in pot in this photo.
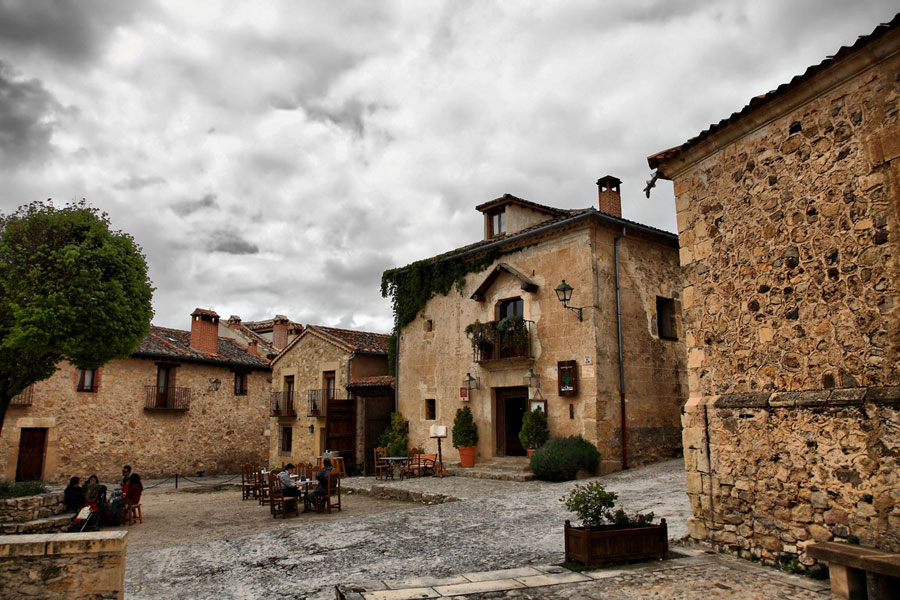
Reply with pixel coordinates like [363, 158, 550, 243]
[452, 405, 478, 468]
[561, 482, 667, 565]
[519, 407, 549, 456]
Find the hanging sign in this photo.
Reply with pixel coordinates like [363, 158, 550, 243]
[460, 387, 468, 400]
[558, 360, 578, 397]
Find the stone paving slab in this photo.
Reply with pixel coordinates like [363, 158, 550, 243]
[432, 578, 526, 596]
[464, 567, 543, 582]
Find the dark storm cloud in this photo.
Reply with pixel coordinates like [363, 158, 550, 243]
[114, 174, 165, 191]
[0, 0, 143, 63]
[209, 231, 259, 255]
[0, 60, 59, 166]
[172, 193, 218, 217]
[323, 252, 395, 290]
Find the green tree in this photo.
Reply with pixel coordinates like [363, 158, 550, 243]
[0, 201, 154, 432]
[452, 405, 478, 448]
[378, 412, 408, 457]
[519, 406, 549, 449]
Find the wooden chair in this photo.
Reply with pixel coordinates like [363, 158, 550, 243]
[125, 503, 143, 525]
[419, 454, 437, 477]
[241, 463, 258, 500]
[400, 452, 419, 479]
[311, 470, 342, 513]
[331, 457, 346, 478]
[257, 468, 271, 507]
[269, 473, 299, 519]
[374, 447, 390, 480]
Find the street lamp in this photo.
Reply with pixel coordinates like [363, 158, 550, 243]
[463, 372, 480, 391]
[523, 368, 541, 389]
[555, 280, 584, 321]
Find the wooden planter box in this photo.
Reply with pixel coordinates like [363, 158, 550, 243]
[564, 519, 668, 565]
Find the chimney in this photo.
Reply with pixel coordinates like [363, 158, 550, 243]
[272, 315, 290, 350]
[247, 339, 259, 357]
[190, 308, 220, 354]
[228, 315, 242, 326]
[596, 175, 622, 218]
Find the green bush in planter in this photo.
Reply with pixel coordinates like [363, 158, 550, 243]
[560, 481, 655, 528]
[452, 405, 478, 448]
[519, 407, 549, 449]
[378, 412, 409, 457]
[529, 435, 599, 481]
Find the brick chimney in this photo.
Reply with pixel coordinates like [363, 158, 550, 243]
[228, 315, 242, 326]
[247, 339, 259, 357]
[190, 308, 220, 354]
[272, 315, 290, 350]
[597, 175, 622, 218]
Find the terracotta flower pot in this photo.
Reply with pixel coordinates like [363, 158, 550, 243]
[458, 446, 476, 468]
[527, 448, 536, 457]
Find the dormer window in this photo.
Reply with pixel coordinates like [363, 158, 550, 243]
[489, 209, 506, 238]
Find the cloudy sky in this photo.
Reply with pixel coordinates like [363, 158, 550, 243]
[0, 1, 895, 332]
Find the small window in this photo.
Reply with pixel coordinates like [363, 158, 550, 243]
[234, 372, 248, 396]
[425, 398, 436, 420]
[424, 319, 433, 332]
[324, 371, 336, 401]
[77, 368, 97, 392]
[489, 209, 506, 237]
[657, 296, 678, 340]
[498, 297, 523, 319]
[280, 426, 293, 455]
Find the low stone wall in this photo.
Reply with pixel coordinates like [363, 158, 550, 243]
[1, 492, 69, 534]
[0, 531, 127, 599]
[682, 386, 900, 571]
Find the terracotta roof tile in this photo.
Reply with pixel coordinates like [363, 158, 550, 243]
[306, 325, 392, 354]
[134, 326, 271, 370]
[648, 14, 900, 169]
[475, 193, 569, 216]
[347, 375, 396, 389]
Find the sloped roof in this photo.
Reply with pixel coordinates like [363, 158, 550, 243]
[471, 262, 539, 301]
[134, 326, 271, 370]
[648, 14, 900, 169]
[346, 375, 396, 390]
[243, 317, 303, 333]
[306, 325, 391, 354]
[475, 193, 569, 217]
[223, 320, 278, 357]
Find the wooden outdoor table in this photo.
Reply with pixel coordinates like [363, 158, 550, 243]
[288, 476, 318, 512]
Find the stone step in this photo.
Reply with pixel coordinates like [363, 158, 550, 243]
[1, 514, 71, 535]
[447, 461, 535, 482]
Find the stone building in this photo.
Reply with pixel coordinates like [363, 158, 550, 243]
[648, 16, 900, 566]
[267, 325, 392, 473]
[386, 178, 687, 473]
[1, 308, 271, 483]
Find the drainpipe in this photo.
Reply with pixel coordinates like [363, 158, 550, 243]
[394, 333, 399, 413]
[614, 228, 628, 469]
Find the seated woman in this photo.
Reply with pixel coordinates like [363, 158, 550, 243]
[310, 458, 333, 510]
[64, 476, 85, 513]
[69, 485, 106, 532]
[124, 473, 143, 507]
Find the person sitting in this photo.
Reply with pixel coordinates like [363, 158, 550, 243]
[85, 474, 99, 486]
[119, 465, 132, 489]
[311, 458, 333, 510]
[124, 473, 143, 507]
[64, 476, 85, 513]
[70, 485, 106, 531]
[278, 464, 301, 498]
[109, 471, 139, 526]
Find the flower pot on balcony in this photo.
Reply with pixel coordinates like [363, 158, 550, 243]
[309, 409, 320, 417]
[458, 446, 476, 468]
[563, 519, 668, 565]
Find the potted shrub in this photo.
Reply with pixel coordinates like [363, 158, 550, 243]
[379, 412, 409, 457]
[561, 481, 667, 565]
[519, 407, 549, 457]
[309, 398, 320, 417]
[465, 320, 494, 359]
[496, 315, 528, 357]
[452, 405, 478, 467]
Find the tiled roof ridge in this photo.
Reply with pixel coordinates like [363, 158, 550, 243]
[648, 13, 900, 168]
[136, 325, 271, 370]
[308, 324, 391, 339]
[475, 193, 569, 216]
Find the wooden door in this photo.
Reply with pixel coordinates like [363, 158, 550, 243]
[16, 428, 46, 481]
[325, 397, 356, 472]
[364, 395, 393, 475]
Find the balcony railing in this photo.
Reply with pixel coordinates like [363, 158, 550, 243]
[469, 318, 535, 362]
[270, 391, 296, 417]
[10, 386, 33, 406]
[144, 386, 191, 411]
[306, 390, 330, 417]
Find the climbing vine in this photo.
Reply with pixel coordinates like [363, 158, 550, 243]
[380, 248, 502, 331]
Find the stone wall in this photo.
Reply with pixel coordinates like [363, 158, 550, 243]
[654, 26, 900, 567]
[0, 492, 68, 534]
[0, 531, 127, 599]
[1, 359, 271, 483]
[683, 388, 900, 568]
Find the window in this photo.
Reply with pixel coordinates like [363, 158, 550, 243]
[498, 297, 523, 319]
[234, 372, 248, 396]
[324, 371, 336, 401]
[424, 319, 433, 332]
[284, 376, 294, 397]
[280, 425, 293, 455]
[425, 398, 436, 420]
[657, 296, 678, 340]
[489, 209, 506, 237]
[76, 369, 97, 392]
[157, 365, 174, 390]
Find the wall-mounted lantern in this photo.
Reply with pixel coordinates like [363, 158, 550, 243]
[523, 368, 541, 389]
[209, 378, 221, 391]
[308, 424, 315, 434]
[463, 372, 480, 391]
[555, 280, 584, 321]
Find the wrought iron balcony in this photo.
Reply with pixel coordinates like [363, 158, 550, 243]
[306, 389, 331, 417]
[270, 391, 297, 417]
[10, 386, 33, 406]
[144, 385, 191, 411]
[468, 318, 535, 362]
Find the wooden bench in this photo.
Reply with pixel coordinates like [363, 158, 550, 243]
[806, 541, 900, 599]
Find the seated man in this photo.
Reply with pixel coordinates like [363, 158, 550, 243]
[311, 458, 333, 510]
[278, 463, 301, 498]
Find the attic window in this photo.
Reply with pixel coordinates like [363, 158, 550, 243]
[489, 209, 506, 238]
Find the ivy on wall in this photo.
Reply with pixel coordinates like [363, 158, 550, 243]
[380, 248, 501, 332]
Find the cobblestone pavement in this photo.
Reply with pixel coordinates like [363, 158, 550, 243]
[124, 460, 693, 599]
